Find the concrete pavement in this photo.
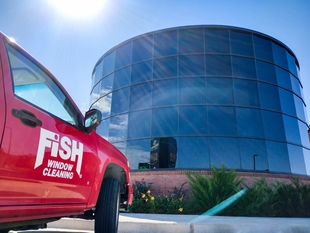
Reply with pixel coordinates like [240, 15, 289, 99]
[45, 213, 310, 233]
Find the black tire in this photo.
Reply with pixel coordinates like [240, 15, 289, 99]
[95, 178, 120, 233]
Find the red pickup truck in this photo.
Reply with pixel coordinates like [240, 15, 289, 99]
[0, 32, 133, 233]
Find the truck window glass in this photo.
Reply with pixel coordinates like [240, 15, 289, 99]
[5, 43, 79, 126]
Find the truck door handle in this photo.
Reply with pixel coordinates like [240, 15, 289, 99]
[12, 109, 42, 128]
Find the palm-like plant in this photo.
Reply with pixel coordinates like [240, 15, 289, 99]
[232, 178, 276, 216]
[273, 177, 310, 217]
[186, 164, 243, 214]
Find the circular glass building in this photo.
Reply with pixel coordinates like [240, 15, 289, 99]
[90, 25, 310, 175]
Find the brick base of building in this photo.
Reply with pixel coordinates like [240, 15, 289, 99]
[131, 170, 310, 196]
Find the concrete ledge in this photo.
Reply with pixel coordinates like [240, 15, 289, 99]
[191, 216, 310, 233]
[48, 218, 93, 231]
[118, 214, 196, 233]
[47, 214, 310, 233]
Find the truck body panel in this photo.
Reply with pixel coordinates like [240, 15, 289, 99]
[0, 32, 132, 231]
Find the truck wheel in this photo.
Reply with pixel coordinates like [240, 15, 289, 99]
[95, 178, 120, 233]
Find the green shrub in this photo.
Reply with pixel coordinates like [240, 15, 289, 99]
[186, 164, 243, 215]
[273, 177, 310, 217]
[231, 178, 276, 217]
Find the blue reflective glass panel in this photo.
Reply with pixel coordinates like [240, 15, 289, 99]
[262, 110, 285, 141]
[130, 83, 152, 110]
[132, 36, 153, 63]
[232, 56, 256, 79]
[90, 83, 100, 106]
[92, 94, 112, 118]
[153, 79, 178, 107]
[276, 67, 292, 91]
[294, 95, 306, 122]
[208, 106, 237, 136]
[266, 141, 290, 173]
[100, 73, 114, 96]
[205, 55, 232, 76]
[286, 51, 298, 77]
[259, 83, 281, 111]
[206, 77, 233, 104]
[279, 88, 296, 116]
[234, 79, 260, 107]
[239, 139, 268, 171]
[93, 61, 104, 86]
[178, 28, 204, 54]
[102, 52, 115, 77]
[111, 87, 129, 115]
[89, 95, 97, 108]
[272, 42, 288, 70]
[113, 66, 131, 90]
[204, 29, 230, 54]
[96, 118, 110, 140]
[299, 121, 310, 149]
[253, 36, 273, 62]
[91, 73, 96, 93]
[287, 145, 306, 175]
[109, 114, 128, 143]
[230, 31, 254, 57]
[179, 55, 205, 76]
[179, 106, 208, 135]
[304, 106, 308, 126]
[236, 108, 264, 138]
[131, 61, 152, 84]
[291, 75, 302, 98]
[283, 115, 301, 145]
[209, 137, 240, 169]
[152, 107, 178, 137]
[179, 77, 206, 104]
[154, 30, 177, 57]
[115, 42, 132, 69]
[153, 57, 177, 79]
[128, 110, 151, 139]
[126, 139, 151, 170]
[177, 137, 210, 168]
[256, 60, 276, 84]
[303, 149, 310, 175]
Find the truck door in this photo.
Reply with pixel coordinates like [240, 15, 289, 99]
[0, 38, 99, 207]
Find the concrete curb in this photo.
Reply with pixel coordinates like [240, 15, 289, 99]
[48, 218, 93, 231]
[47, 214, 310, 233]
[118, 214, 195, 233]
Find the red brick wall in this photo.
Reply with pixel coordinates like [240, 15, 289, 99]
[131, 170, 310, 196]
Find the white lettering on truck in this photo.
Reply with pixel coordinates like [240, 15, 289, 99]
[35, 128, 84, 179]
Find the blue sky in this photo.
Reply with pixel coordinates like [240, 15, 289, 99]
[0, 0, 310, 121]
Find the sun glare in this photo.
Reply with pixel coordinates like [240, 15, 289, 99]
[49, 0, 105, 19]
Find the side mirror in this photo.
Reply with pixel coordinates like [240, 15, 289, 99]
[84, 109, 102, 133]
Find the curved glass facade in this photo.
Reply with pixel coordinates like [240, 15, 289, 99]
[90, 25, 310, 175]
